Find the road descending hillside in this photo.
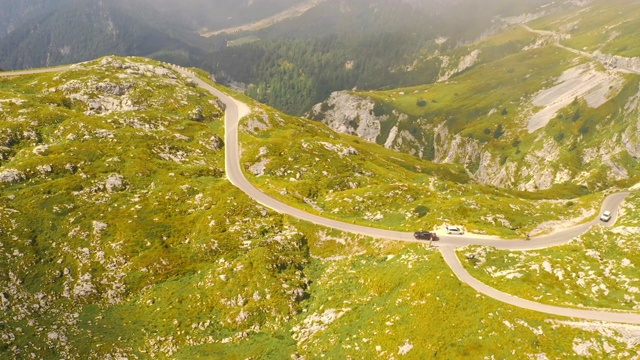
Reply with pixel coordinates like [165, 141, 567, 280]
[170, 66, 640, 325]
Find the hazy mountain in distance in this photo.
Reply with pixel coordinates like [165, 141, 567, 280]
[0, 0, 312, 70]
[0, 0, 63, 38]
[206, 0, 558, 115]
[134, 0, 307, 32]
[0, 0, 206, 70]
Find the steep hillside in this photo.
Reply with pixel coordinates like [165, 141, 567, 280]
[0, 0, 560, 116]
[207, 0, 553, 115]
[198, 0, 323, 37]
[3, 57, 638, 358]
[310, 0, 640, 191]
[238, 100, 606, 238]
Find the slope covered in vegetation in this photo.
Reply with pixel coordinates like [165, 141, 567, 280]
[2, 57, 639, 359]
[461, 190, 640, 312]
[207, 0, 552, 115]
[310, 0, 640, 192]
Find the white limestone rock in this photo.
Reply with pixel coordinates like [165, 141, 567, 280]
[105, 174, 124, 192]
[0, 169, 25, 183]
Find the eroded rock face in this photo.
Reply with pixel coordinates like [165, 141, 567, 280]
[105, 174, 124, 192]
[190, 106, 205, 121]
[438, 49, 481, 82]
[0, 168, 25, 183]
[311, 57, 640, 191]
[310, 92, 382, 143]
[95, 81, 132, 96]
[203, 135, 224, 151]
[592, 51, 640, 73]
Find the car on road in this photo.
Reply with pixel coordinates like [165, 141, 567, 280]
[600, 210, 611, 222]
[445, 225, 464, 235]
[414, 231, 438, 241]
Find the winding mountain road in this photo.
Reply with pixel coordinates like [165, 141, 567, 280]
[4, 64, 639, 324]
[173, 68, 640, 325]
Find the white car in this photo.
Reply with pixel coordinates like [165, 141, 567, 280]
[446, 225, 464, 235]
[600, 211, 611, 222]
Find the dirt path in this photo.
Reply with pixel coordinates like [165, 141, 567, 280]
[519, 24, 640, 75]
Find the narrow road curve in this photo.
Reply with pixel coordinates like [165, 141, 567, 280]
[0, 65, 72, 76]
[5, 64, 638, 324]
[440, 247, 640, 324]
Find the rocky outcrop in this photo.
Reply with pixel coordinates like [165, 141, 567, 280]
[201, 135, 224, 151]
[95, 81, 132, 96]
[0, 168, 25, 183]
[438, 49, 481, 82]
[105, 174, 125, 192]
[309, 92, 382, 143]
[592, 51, 640, 74]
[433, 123, 482, 168]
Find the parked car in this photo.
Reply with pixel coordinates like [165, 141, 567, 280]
[414, 231, 438, 241]
[445, 225, 464, 235]
[600, 210, 611, 222]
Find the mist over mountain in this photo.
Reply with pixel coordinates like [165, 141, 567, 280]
[0, 0, 205, 69]
[0, 0, 61, 38]
[207, 0, 556, 114]
[134, 0, 305, 32]
[0, 0, 561, 115]
[0, 0, 312, 69]
[0, 0, 554, 71]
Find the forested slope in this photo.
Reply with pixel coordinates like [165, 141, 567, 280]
[208, 0, 554, 115]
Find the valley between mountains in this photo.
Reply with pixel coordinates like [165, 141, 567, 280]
[2, 57, 640, 358]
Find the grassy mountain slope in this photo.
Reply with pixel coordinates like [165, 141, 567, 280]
[310, 0, 640, 192]
[207, 0, 553, 115]
[461, 190, 640, 312]
[2, 57, 638, 358]
[529, 0, 640, 57]
[238, 96, 608, 238]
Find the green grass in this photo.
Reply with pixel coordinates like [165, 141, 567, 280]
[310, 2, 640, 193]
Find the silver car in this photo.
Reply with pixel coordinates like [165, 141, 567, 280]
[446, 225, 464, 235]
[600, 211, 611, 222]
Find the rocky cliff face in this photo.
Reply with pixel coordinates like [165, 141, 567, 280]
[311, 72, 640, 191]
[310, 92, 382, 143]
[308, 0, 640, 191]
[592, 52, 640, 73]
